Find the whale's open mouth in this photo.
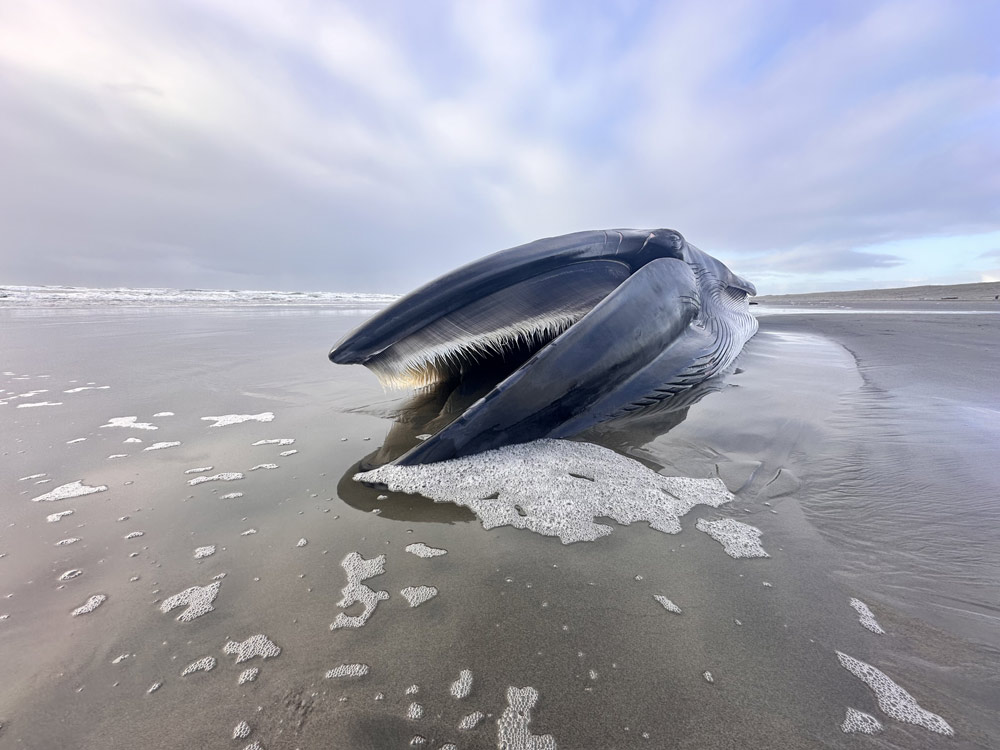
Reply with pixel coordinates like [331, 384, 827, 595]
[363, 310, 585, 390]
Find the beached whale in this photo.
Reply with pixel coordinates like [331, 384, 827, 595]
[330, 229, 758, 464]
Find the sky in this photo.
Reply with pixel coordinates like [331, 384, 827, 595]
[0, 0, 998, 295]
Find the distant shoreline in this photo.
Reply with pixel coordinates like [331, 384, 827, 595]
[756, 279, 1000, 304]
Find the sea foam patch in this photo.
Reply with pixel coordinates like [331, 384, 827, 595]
[101, 416, 158, 430]
[160, 581, 221, 622]
[224, 634, 280, 663]
[450, 669, 473, 699]
[653, 595, 682, 614]
[32, 481, 107, 503]
[144, 441, 181, 451]
[405, 543, 447, 558]
[841, 707, 883, 734]
[325, 664, 370, 678]
[330, 552, 389, 629]
[181, 656, 216, 676]
[849, 598, 885, 634]
[695, 518, 769, 558]
[836, 651, 953, 735]
[356, 440, 733, 544]
[497, 686, 557, 750]
[71, 594, 107, 616]
[188, 473, 243, 486]
[201, 413, 274, 428]
[401, 586, 438, 608]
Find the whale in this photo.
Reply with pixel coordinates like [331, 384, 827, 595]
[330, 228, 758, 464]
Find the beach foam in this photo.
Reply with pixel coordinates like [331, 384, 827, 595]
[184, 466, 213, 474]
[841, 707, 883, 734]
[330, 552, 389, 629]
[450, 669, 473, 699]
[46, 510, 74, 522]
[32, 481, 107, 502]
[357, 440, 733, 544]
[695, 518, 769, 558]
[401, 586, 438, 608]
[325, 664, 370, 678]
[459, 711, 484, 730]
[194, 546, 216, 559]
[201, 413, 274, 428]
[181, 656, 216, 676]
[160, 581, 221, 622]
[238, 668, 259, 685]
[252, 439, 294, 446]
[71, 594, 107, 616]
[653, 595, 682, 614]
[188, 473, 243, 485]
[144, 441, 181, 451]
[836, 651, 952, 735]
[249, 464, 278, 471]
[406, 702, 424, 720]
[224, 634, 281, 663]
[233, 721, 251, 740]
[405, 543, 448, 558]
[849, 598, 885, 634]
[497, 686, 557, 750]
[102, 416, 158, 430]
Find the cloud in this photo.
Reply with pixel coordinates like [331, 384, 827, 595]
[0, 0, 997, 293]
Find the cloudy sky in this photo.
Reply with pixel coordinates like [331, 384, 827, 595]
[1, 0, 997, 294]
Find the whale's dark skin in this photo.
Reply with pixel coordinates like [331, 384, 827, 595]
[330, 229, 758, 464]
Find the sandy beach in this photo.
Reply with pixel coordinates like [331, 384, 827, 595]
[1, 299, 998, 749]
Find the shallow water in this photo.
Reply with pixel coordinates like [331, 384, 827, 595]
[1, 307, 997, 749]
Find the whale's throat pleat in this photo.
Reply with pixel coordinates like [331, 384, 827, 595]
[366, 261, 631, 388]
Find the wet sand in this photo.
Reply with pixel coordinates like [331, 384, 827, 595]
[1, 304, 998, 749]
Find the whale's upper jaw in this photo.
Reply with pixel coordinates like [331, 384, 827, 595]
[329, 228, 757, 464]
